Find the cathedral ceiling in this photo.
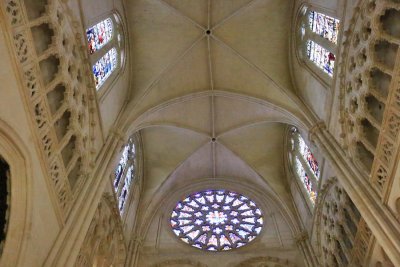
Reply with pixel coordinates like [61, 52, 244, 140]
[122, 0, 306, 215]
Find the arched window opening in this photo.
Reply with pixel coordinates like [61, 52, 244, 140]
[113, 138, 136, 214]
[86, 14, 124, 91]
[86, 18, 113, 54]
[0, 157, 10, 255]
[290, 128, 320, 206]
[298, 7, 340, 79]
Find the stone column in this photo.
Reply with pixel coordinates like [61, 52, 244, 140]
[295, 231, 319, 267]
[126, 236, 143, 267]
[43, 130, 125, 267]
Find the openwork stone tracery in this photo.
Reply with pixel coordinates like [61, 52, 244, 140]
[338, 0, 400, 197]
[314, 178, 372, 266]
[170, 189, 263, 251]
[75, 195, 126, 267]
[1, 0, 100, 218]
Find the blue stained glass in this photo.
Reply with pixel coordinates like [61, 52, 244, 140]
[113, 140, 136, 214]
[93, 48, 118, 89]
[309, 11, 340, 44]
[86, 18, 113, 54]
[170, 189, 263, 251]
[307, 40, 335, 76]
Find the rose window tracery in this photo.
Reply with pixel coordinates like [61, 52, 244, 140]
[170, 190, 263, 251]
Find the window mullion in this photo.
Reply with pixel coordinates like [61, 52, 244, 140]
[294, 148, 319, 186]
[309, 33, 337, 54]
[117, 162, 131, 197]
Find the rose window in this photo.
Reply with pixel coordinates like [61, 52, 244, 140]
[170, 189, 263, 251]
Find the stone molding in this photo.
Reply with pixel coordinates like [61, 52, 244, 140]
[313, 177, 372, 266]
[1, 0, 101, 220]
[74, 194, 127, 267]
[151, 259, 208, 267]
[338, 0, 400, 200]
[234, 256, 297, 267]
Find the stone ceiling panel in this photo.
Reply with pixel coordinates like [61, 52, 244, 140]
[162, 0, 209, 27]
[210, 0, 254, 25]
[214, 96, 294, 136]
[218, 123, 292, 204]
[128, 0, 204, 100]
[211, 41, 298, 113]
[213, 0, 293, 91]
[130, 39, 211, 117]
[142, 126, 210, 200]
[136, 96, 213, 137]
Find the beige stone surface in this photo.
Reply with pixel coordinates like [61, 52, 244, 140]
[0, 0, 399, 266]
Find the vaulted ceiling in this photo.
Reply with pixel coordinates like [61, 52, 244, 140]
[122, 0, 309, 214]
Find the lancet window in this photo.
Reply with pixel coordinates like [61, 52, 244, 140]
[289, 128, 320, 206]
[0, 157, 9, 255]
[86, 14, 123, 90]
[113, 138, 136, 214]
[299, 7, 340, 78]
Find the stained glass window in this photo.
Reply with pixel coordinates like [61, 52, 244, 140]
[298, 135, 320, 178]
[291, 128, 320, 205]
[92, 48, 118, 89]
[296, 158, 317, 205]
[307, 40, 335, 76]
[309, 11, 340, 44]
[86, 18, 113, 54]
[170, 189, 263, 251]
[113, 139, 136, 214]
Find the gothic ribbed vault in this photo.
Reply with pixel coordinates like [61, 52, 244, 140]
[120, 0, 312, 216]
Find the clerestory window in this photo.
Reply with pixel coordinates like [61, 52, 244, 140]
[86, 14, 123, 91]
[0, 157, 9, 256]
[113, 138, 136, 214]
[298, 8, 340, 79]
[289, 128, 320, 206]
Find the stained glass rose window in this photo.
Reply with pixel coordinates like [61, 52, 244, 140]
[170, 190, 263, 251]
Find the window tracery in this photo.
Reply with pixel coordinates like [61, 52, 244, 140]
[113, 138, 136, 214]
[170, 189, 263, 251]
[289, 128, 319, 206]
[86, 14, 123, 91]
[298, 7, 340, 78]
[314, 179, 372, 266]
[75, 195, 126, 267]
[338, 0, 400, 199]
[1, 0, 100, 216]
